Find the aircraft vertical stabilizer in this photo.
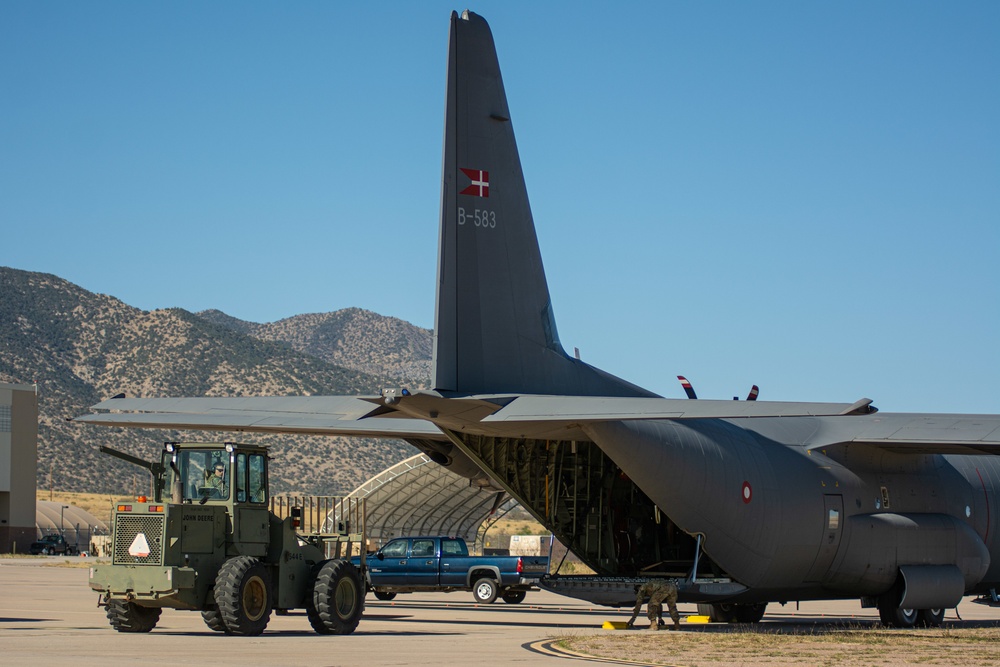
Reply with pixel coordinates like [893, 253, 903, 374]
[433, 11, 656, 398]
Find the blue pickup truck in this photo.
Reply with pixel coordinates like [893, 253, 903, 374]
[358, 536, 549, 604]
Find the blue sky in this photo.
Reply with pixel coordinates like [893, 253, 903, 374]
[2, 2, 998, 413]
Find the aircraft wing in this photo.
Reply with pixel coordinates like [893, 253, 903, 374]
[842, 413, 1000, 455]
[380, 393, 1000, 454]
[477, 395, 875, 421]
[77, 393, 1000, 455]
[75, 395, 448, 440]
[76, 392, 868, 440]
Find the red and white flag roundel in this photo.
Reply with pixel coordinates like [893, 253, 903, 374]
[460, 168, 489, 197]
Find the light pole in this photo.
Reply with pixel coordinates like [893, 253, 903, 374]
[60, 505, 69, 536]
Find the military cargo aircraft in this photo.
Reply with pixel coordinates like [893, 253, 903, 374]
[78, 11, 1000, 627]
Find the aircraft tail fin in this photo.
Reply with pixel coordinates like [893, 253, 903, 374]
[433, 11, 655, 398]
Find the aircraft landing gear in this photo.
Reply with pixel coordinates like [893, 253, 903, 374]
[876, 583, 945, 628]
[696, 602, 767, 623]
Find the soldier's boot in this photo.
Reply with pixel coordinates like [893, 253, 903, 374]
[647, 609, 660, 631]
[670, 609, 681, 631]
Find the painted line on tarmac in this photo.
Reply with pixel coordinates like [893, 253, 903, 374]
[524, 638, 685, 666]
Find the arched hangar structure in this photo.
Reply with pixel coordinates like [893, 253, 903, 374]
[347, 454, 519, 551]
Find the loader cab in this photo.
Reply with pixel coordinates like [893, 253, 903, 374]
[161, 442, 269, 506]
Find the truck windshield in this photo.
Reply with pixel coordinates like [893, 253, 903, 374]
[165, 449, 231, 501]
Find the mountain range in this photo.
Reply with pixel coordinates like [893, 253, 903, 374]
[0, 266, 432, 496]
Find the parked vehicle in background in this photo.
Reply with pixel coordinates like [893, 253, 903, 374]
[358, 536, 549, 604]
[29, 534, 78, 555]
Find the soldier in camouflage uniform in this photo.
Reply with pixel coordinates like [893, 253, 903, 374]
[626, 578, 680, 630]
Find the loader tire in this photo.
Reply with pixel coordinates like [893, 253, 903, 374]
[106, 599, 161, 633]
[201, 607, 226, 632]
[307, 559, 364, 635]
[214, 556, 272, 636]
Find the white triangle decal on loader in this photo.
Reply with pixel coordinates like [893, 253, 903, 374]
[128, 533, 151, 558]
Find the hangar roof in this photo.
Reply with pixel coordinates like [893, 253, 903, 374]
[347, 454, 517, 549]
[36, 500, 108, 534]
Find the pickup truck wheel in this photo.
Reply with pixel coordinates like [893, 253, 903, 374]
[501, 590, 526, 604]
[472, 578, 498, 604]
[374, 590, 397, 601]
[106, 600, 161, 633]
[307, 559, 364, 635]
[214, 556, 272, 636]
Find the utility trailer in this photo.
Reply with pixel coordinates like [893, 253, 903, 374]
[89, 441, 366, 636]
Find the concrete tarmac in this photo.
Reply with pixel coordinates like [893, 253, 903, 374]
[2, 557, 998, 666]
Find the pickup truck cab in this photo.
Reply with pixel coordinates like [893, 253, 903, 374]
[361, 536, 548, 604]
[29, 534, 78, 556]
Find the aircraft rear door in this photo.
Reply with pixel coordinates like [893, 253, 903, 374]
[805, 495, 843, 582]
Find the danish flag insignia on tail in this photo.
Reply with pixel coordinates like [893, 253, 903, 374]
[460, 168, 489, 197]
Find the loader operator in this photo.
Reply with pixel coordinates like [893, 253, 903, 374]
[207, 463, 228, 496]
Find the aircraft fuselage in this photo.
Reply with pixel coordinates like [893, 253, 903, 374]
[585, 415, 1000, 602]
[431, 410, 998, 606]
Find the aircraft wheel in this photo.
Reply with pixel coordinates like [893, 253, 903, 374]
[106, 599, 161, 633]
[877, 588, 917, 628]
[733, 603, 767, 623]
[917, 608, 945, 627]
[307, 559, 364, 635]
[501, 590, 526, 604]
[472, 577, 498, 604]
[373, 590, 397, 601]
[696, 603, 715, 618]
[698, 602, 765, 623]
[214, 555, 272, 636]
